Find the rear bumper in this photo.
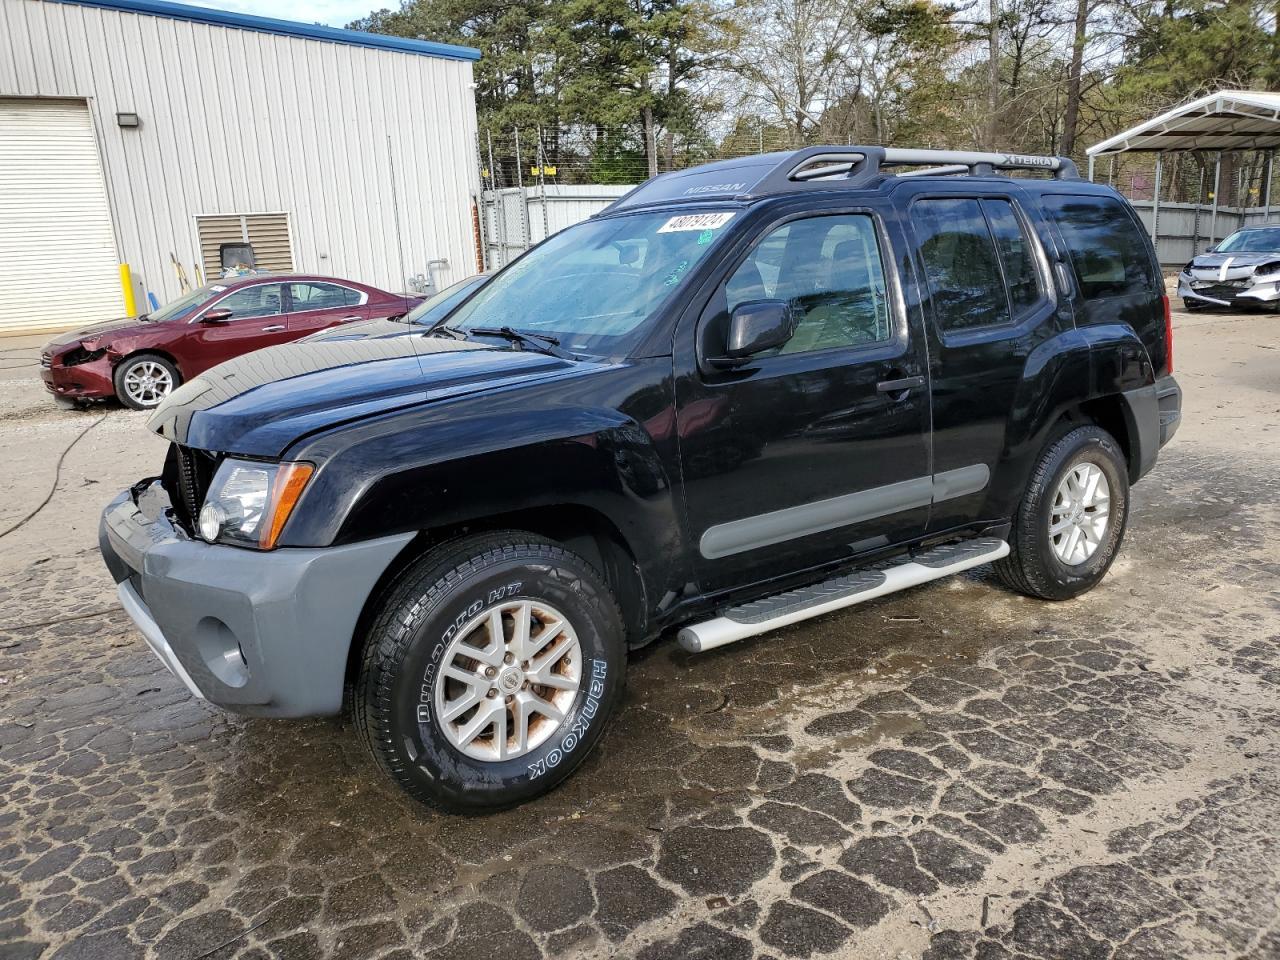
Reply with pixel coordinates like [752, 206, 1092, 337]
[99, 483, 413, 717]
[1120, 374, 1180, 482]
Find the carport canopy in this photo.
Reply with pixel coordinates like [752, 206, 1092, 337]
[1085, 89, 1279, 255]
[1087, 89, 1280, 157]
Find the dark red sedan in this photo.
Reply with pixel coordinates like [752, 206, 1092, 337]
[41, 274, 420, 409]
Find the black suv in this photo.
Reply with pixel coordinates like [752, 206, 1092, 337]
[100, 147, 1181, 811]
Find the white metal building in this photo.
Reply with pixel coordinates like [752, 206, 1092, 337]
[0, 0, 481, 336]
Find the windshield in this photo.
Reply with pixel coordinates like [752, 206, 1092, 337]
[1216, 227, 1280, 254]
[405, 275, 486, 325]
[150, 284, 227, 322]
[444, 210, 736, 355]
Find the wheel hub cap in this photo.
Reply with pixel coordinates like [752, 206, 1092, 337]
[432, 599, 582, 762]
[1050, 461, 1111, 566]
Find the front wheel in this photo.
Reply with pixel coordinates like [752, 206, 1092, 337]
[113, 354, 180, 410]
[995, 425, 1129, 601]
[354, 532, 627, 812]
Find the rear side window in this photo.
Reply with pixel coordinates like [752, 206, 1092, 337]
[981, 199, 1040, 314]
[1041, 195, 1155, 298]
[911, 198, 1010, 331]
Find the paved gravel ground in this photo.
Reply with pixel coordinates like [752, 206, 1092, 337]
[1, 300, 1278, 960]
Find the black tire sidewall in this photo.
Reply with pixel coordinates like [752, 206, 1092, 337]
[380, 546, 624, 811]
[113, 354, 180, 410]
[1028, 429, 1129, 596]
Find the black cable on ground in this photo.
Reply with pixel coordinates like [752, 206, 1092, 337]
[0, 413, 108, 540]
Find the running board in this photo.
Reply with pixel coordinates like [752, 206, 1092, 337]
[678, 537, 1010, 653]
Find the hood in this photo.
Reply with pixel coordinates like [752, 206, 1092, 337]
[298, 317, 418, 343]
[1187, 251, 1280, 276]
[147, 334, 581, 457]
[44, 316, 158, 350]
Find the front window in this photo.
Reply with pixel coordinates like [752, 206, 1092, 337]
[149, 284, 225, 322]
[445, 210, 736, 355]
[1217, 227, 1280, 253]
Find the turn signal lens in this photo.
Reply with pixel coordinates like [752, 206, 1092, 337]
[261, 462, 314, 549]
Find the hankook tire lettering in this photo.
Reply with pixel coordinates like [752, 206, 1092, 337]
[528, 659, 607, 779]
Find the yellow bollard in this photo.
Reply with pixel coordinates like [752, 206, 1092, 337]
[119, 263, 138, 317]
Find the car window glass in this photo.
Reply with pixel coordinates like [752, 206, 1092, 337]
[289, 283, 358, 311]
[981, 199, 1041, 315]
[722, 214, 891, 355]
[1041, 195, 1155, 298]
[912, 198, 1010, 331]
[215, 283, 284, 319]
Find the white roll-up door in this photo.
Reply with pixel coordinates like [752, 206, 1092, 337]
[0, 98, 122, 336]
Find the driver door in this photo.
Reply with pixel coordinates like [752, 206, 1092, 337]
[674, 209, 933, 592]
[187, 282, 290, 375]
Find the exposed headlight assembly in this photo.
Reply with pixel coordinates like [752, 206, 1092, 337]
[197, 458, 314, 549]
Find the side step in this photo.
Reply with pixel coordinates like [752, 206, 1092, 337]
[677, 538, 1010, 653]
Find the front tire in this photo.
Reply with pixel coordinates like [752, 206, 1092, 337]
[995, 425, 1129, 601]
[354, 532, 627, 812]
[113, 353, 180, 410]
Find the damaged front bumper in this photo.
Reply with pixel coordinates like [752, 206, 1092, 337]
[1177, 271, 1280, 309]
[99, 480, 412, 717]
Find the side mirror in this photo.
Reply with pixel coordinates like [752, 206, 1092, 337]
[201, 308, 233, 324]
[1204, 245, 1217, 253]
[709, 300, 796, 368]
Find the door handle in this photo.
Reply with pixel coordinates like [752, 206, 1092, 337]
[261, 324, 285, 332]
[338, 315, 362, 323]
[877, 375, 925, 397]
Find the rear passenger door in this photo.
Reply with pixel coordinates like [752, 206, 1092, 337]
[284, 282, 368, 338]
[905, 188, 1072, 533]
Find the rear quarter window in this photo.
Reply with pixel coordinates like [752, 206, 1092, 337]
[1041, 195, 1155, 299]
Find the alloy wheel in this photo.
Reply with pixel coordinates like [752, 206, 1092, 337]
[1049, 461, 1110, 566]
[433, 599, 582, 762]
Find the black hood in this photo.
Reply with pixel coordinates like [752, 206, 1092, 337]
[147, 335, 580, 457]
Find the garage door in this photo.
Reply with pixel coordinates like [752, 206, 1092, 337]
[0, 98, 122, 336]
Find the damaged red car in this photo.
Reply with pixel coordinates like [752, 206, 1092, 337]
[40, 274, 420, 409]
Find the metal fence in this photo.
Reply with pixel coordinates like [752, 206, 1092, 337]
[1129, 201, 1280, 268]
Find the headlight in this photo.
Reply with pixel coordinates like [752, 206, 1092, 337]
[197, 458, 314, 549]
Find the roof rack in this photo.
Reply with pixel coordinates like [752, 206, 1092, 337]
[600, 145, 1080, 214]
[747, 146, 1080, 197]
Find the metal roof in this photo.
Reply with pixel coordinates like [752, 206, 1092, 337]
[56, 0, 482, 61]
[1087, 90, 1280, 156]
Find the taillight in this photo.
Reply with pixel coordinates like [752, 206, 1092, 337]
[1162, 295, 1173, 375]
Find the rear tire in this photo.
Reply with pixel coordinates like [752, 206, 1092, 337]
[354, 532, 626, 812]
[994, 425, 1129, 601]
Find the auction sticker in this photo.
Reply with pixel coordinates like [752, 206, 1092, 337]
[658, 212, 735, 233]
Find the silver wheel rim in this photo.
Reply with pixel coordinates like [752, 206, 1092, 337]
[122, 361, 173, 407]
[433, 599, 582, 762]
[1050, 461, 1110, 566]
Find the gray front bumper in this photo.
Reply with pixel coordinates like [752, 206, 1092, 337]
[99, 484, 413, 717]
[1177, 272, 1280, 306]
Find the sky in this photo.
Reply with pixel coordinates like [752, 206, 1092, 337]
[186, 0, 383, 28]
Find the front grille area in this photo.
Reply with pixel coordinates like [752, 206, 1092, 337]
[162, 443, 218, 533]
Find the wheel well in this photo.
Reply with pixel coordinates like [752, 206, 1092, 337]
[341, 506, 648, 709]
[1060, 396, 1136, 479]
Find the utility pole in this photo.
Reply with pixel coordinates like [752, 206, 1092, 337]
[986, 0, 1000, 149]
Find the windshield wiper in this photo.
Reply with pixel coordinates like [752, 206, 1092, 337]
[467, 326, 575, 360]
[427, 324, 466, 339]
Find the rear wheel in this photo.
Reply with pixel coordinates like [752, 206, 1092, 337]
[354, 532, 627, 812]
[113, 354, 180, 410]
[995, 425, 1129, 601]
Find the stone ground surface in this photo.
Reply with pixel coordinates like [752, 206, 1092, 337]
[1, 299, 1278, 960]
